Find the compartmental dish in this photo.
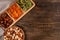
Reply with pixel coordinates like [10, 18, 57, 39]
[0, 0, 35, 30]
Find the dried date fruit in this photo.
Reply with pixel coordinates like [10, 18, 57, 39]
[0, 13, 13, 28]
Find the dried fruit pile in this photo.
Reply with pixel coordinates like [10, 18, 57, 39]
[17, 0, 33, 11]
[7, 3, 23, 20]
[0, 13, 13, 28]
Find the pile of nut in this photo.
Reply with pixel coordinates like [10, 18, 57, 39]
[4, 26, 24, 40]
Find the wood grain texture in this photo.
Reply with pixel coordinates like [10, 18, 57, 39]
[15, 0, 60, 40]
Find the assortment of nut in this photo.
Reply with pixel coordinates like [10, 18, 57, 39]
[4, 26, 24, 40]
[0, 13, 13, 28]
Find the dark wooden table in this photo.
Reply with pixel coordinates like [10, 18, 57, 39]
[15, 0, 60, 40]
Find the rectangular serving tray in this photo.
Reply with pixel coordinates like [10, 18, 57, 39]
[2, 0, 35, 30]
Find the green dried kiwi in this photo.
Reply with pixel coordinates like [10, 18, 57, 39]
[23, 5, 27, 11]
[17, 0, 33, 11]
[17, 0, 25, 5]
[20, 0, 25, 4]
[26, 1, 32, 8]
